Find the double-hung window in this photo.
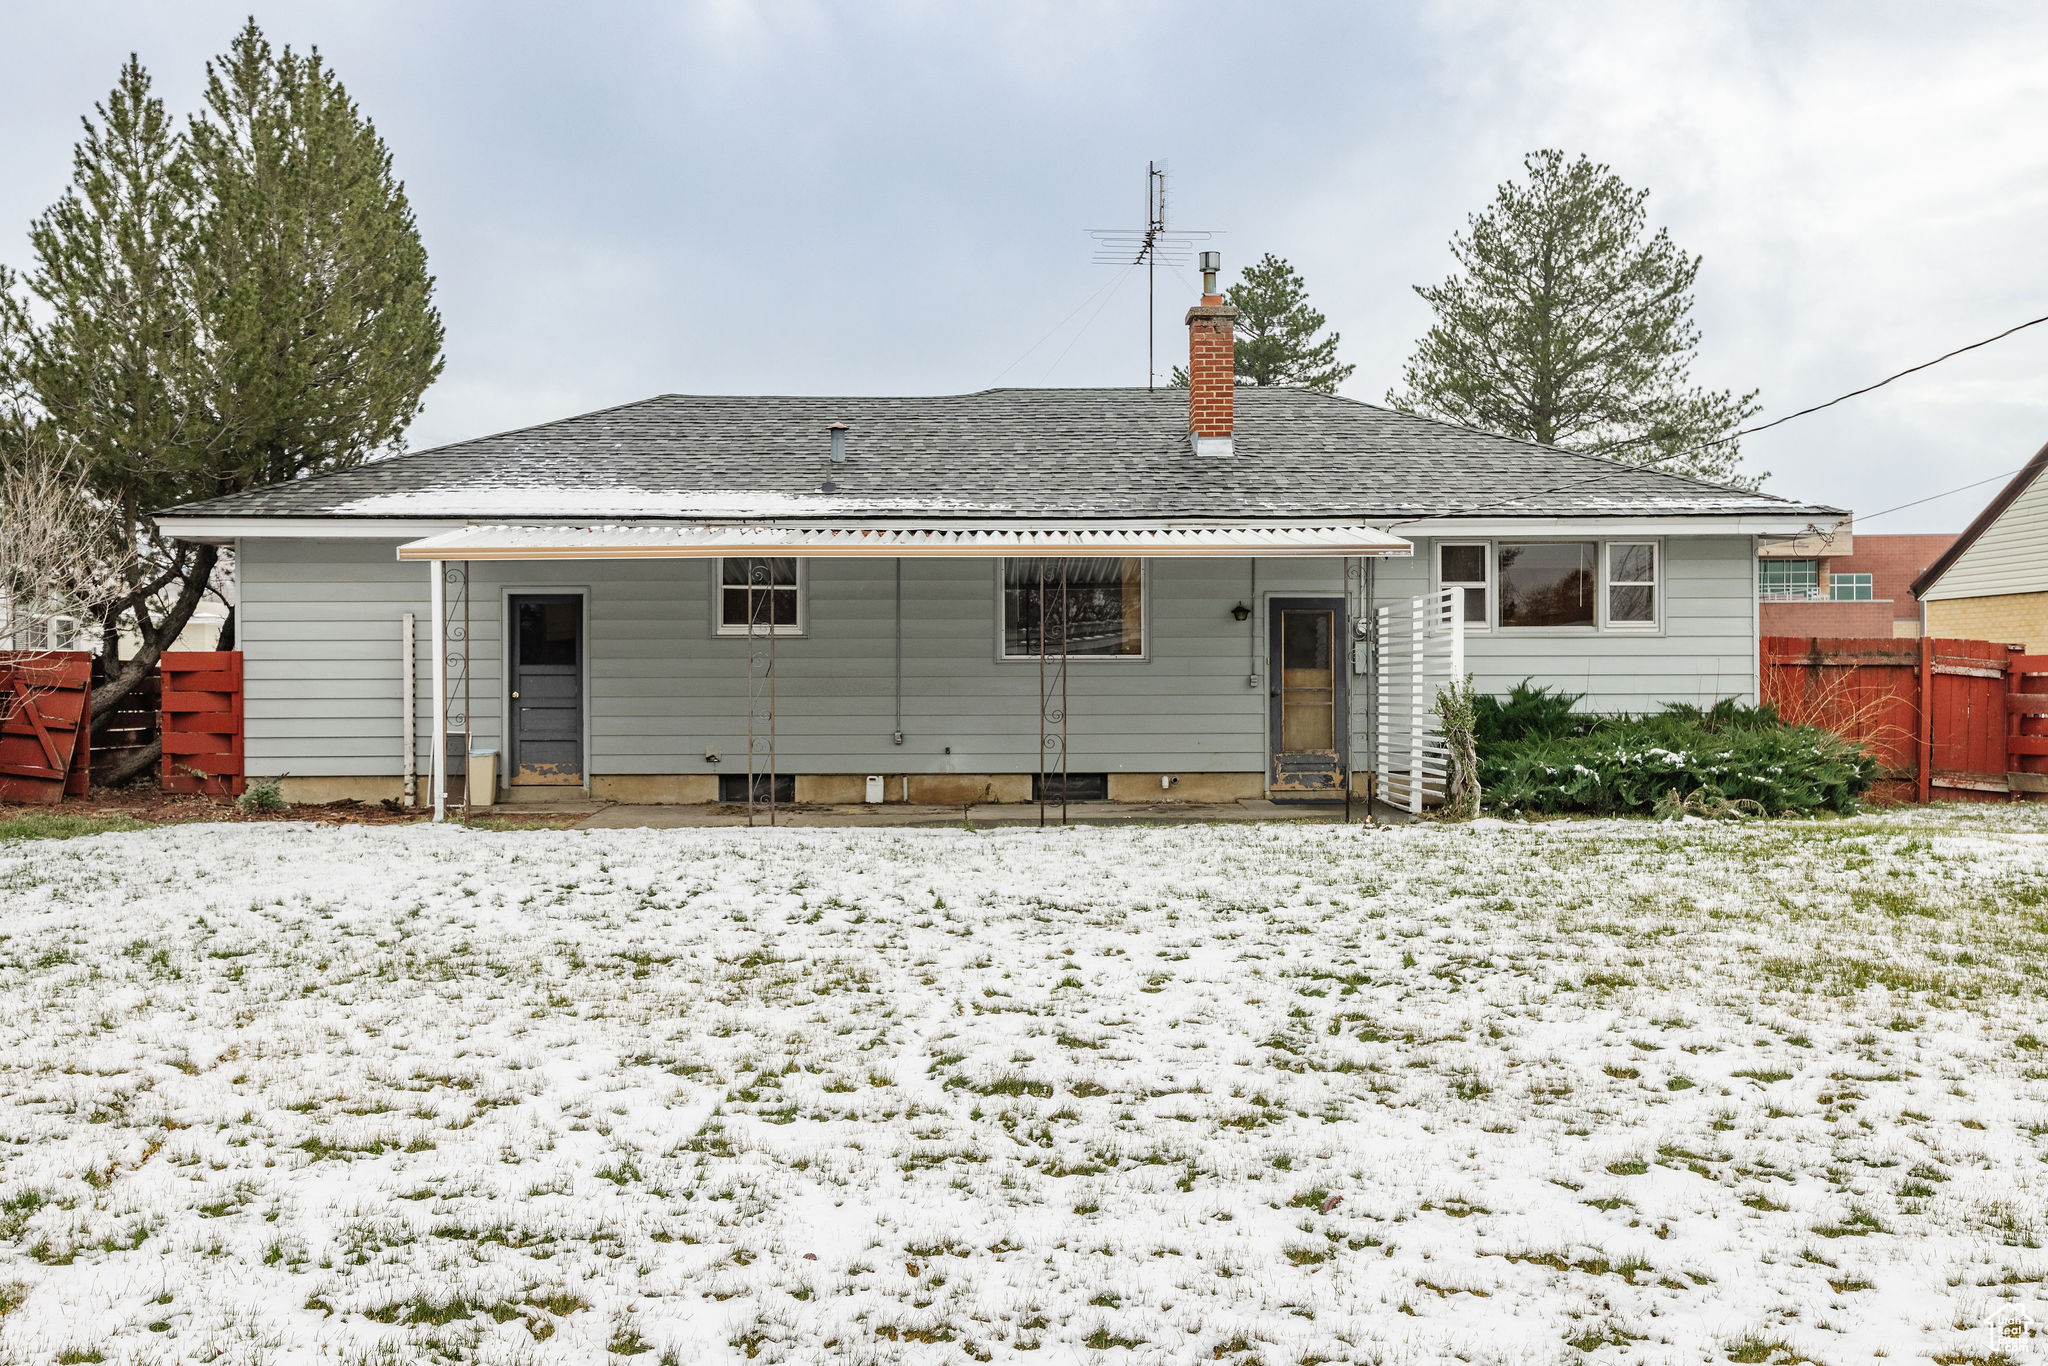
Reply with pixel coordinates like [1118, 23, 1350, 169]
[715, 557, 804, 635]
[1436, 543, 1490, 626]
[1605, 543, 1658, 627]
[1000, 557, 1144, 659]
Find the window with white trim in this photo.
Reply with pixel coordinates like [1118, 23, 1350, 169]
[1436, 543, 1489, 627]
[1000, 557, 1144, 659]
[1828, 572, 1874, 601]
[715, 557, 804, 635]
[1605, 542, 1658, 627]
[1498, 542, 1597, 628]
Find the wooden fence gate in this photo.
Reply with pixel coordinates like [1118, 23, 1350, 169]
[0, 652, 93, 804]
[2013, 654, 2048, 799]
[160, 651, 244, 796]
[1761, 636, 2043, 803]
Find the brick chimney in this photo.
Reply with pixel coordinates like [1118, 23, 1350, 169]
[1185, 250, 1237, 457]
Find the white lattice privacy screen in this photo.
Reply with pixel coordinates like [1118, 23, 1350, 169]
[1374, 587, 1464, 815]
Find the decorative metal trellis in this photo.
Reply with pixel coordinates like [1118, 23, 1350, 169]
[1037, 559, 1070, 827]
[442, 561, 471, 813]
[744, 557, 778, 827]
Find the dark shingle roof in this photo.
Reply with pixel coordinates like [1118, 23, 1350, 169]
[162, 388, 1841, 522]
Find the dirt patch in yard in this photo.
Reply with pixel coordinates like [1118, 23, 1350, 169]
[0, 783, 583, 833]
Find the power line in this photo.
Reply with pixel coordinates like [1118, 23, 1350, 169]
[1847, 466, 2024, 524]
[1398, 309, 2048, 525]
[1609, 311, 2048, 457]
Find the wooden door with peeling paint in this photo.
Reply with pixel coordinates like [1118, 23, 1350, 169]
[1267, 597, 1346, 793]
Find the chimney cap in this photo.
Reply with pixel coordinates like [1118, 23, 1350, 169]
[1198, 250, 1220, 273]
[826, 421, 850, 430]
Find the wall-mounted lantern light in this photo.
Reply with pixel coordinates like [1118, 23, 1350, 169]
[1230, 602, 1251, 622]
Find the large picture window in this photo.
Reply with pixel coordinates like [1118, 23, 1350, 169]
[1498, 542, 1596, 628]
[715, 557, 804, 635]
[1001, 557, 1144, 658]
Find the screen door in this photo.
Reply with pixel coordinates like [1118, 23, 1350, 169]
[509, 594, 583, 785]
[1267, 597, 1346, 793]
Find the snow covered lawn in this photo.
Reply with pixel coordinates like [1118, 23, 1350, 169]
[1, 809, 2046, 1365]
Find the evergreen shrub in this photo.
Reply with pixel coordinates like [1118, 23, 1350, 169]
[1477, 683, 1876, 818]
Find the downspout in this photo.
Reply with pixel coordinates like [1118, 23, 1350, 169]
[224, 536, 242, 651]
[1750, 535, 1762, 705]
[402, 612, 417, 807]
[892, 557, 905, 745]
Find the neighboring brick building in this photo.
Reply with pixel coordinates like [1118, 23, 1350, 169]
[1757, 531, 1957, 639]
[1912, 443, 2048, 653]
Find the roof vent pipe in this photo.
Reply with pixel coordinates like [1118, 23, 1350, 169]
[828, 422, 849, 463]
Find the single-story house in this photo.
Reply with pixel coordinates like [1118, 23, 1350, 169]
[155, 274, 1846, 813]
[1910, 440, 2048, 652]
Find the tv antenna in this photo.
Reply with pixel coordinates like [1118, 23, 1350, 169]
[1090, 161, 1216, 389]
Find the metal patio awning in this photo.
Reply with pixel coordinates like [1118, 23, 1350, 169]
[395, 521, 1413, 561]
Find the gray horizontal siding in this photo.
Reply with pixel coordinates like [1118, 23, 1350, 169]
[578, 556, 1269, 774]
[1379, 536, 1758, 715]
[238, 534, 1760, 780]
[238, 541, 1288, 778]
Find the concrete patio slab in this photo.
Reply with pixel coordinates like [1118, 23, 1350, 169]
[574, 798, 1417, 830]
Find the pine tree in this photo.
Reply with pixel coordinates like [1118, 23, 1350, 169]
[1228, 253, 1353, 391]
[1387, 150, 1762, 488]
[0, 56, 208, 679]
[1171, 253, 1353, 392]
[2, 23, 444, 779]
[186, 22, 443, 492]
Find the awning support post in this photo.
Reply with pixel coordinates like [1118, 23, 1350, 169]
[429, 559, 446, 822]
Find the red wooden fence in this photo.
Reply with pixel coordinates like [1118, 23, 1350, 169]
[1762, 636, 2038, 803]
[0, 652, 93, 804]
[159, 651, 244, 796]
[2013, 654, 2048, 800]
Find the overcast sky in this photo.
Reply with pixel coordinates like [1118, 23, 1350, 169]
[5, 1, 2046, 531]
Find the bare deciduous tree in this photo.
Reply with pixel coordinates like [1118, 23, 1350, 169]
[0, 437, 129, 656]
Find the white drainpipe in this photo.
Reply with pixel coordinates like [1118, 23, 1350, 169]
[401, 612, 417, 807]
